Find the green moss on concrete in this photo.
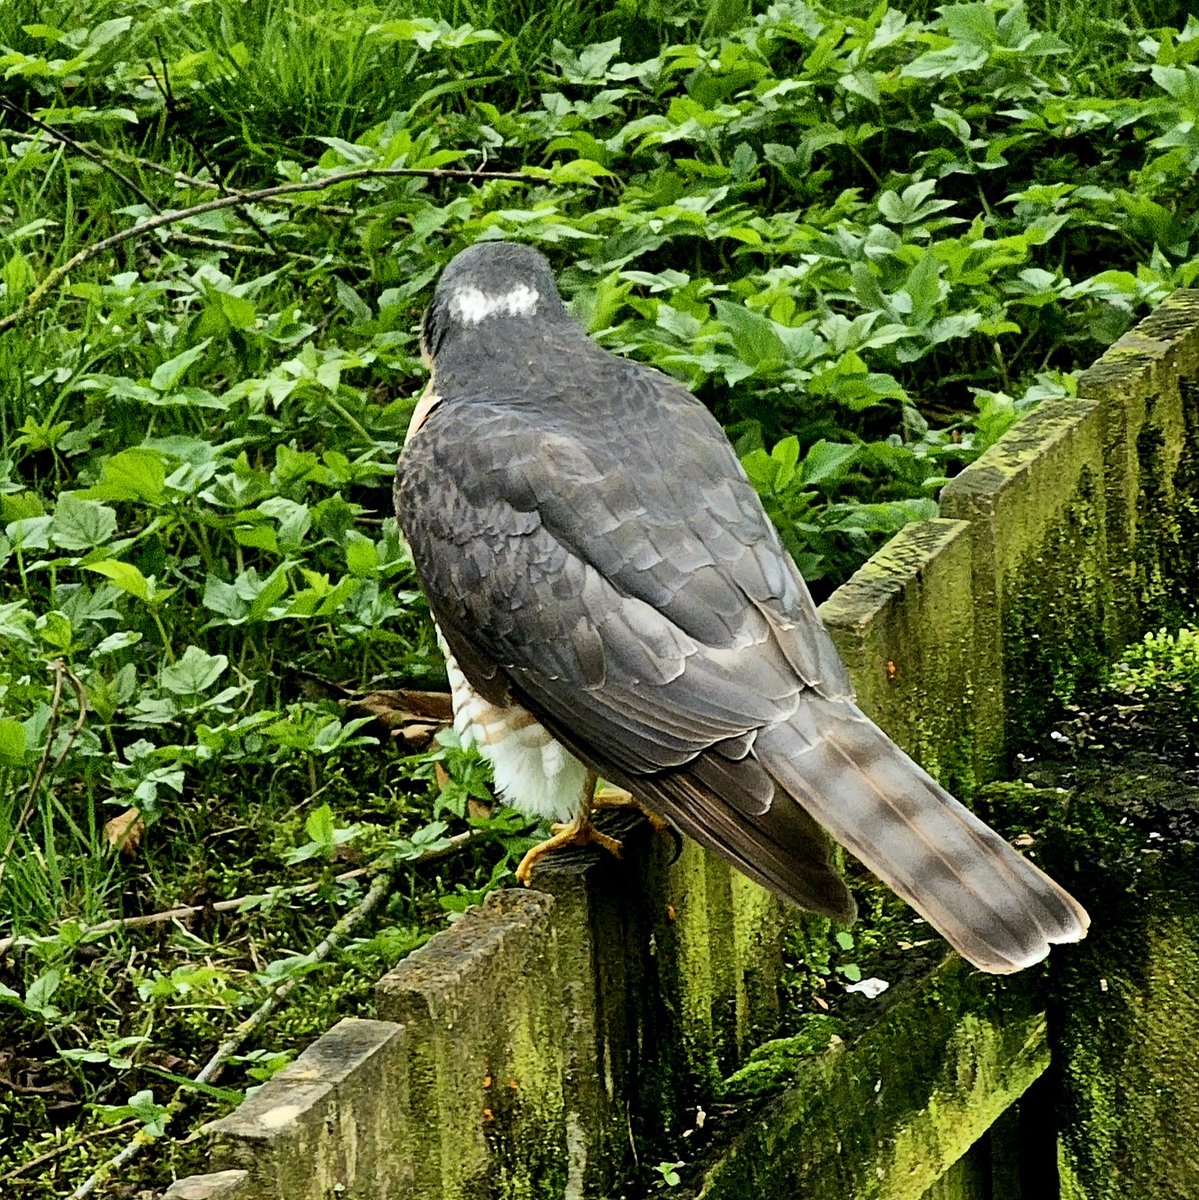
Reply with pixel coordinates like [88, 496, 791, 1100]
[919, 1145, 991, 1200]
[941, 398, 1113, 774]
[1078, 290, 1199, 641]
[1133, 380, 1199, 625]
[719, 1017, 845, 1100]
[998, 464, 1111, 749]
[821, 518, 978, 797]
[1042, 762, 1199, 1200]
[374, 890, 567, 1200]
[692, 958, 1049, 1200]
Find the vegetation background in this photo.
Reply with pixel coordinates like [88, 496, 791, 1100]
[0, 0, 1195, 1193]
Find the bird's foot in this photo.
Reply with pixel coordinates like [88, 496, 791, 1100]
[514, 814, 623, 886]
[592, 787, 675, 842]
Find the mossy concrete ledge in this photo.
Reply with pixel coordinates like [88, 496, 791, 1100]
[1042, 763, 1199, 1199]
[690, 957, 1048, 1200]
[1076, 288, 1199, 634]
[162, 1171, 252, 1200]
[820, 517, 976, 796]
[374, 887, 566, 1199]
[206, 1017, 409, 1199]
[940, 397, 1111, 773]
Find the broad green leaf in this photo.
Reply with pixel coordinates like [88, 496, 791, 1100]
[50, 495, 118, 551]
[344, 531, 380, 577]
[3, 251, 37, 301]
[85, 560, 150, 601]
[712, 299, 788, 368]
[305, 803, 336, 845]
[150, 340, 210, 392]
[0, 718, 27, 762]
[802, 442, 859, 487]
[160, 645, 229, 694]
[80, 449, 166, 505]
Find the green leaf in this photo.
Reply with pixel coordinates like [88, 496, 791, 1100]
[0, 718, 27, 762]
[25, 969, 62, 1016]
[50, 495, 118, 551]
[85, 560, 150, 601]
[79, 449, 166, 505]
[160, 645, 229, 694]
[801, 442, 859, 487]
[711, 299, 788, 368]
[305, 803, 336, 846]
[344, 531, 380, 577]
[150, 340, 210, 392]
[3, 251, 37, 302]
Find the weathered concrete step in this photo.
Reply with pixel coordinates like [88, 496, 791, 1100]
[689, 956, 1050, 1200]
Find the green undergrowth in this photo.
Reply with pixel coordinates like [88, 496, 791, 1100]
[0, 0, 1197, 1192]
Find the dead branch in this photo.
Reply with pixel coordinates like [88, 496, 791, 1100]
[0, 163, 534, 335]
[65, 870, 394, 1199]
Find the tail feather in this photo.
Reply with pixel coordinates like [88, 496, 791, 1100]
[757, 698, 1089, 974]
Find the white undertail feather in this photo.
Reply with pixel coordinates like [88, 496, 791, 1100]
[438, 629, 585, 824]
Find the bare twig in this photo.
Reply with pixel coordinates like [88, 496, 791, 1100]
[0, 829, 478, 957]
[66, 871, 395, 1200]
[0, 164, 531, 335]
[147, 46, 282, 256]
[0, 97, 157, 209]
[85, 146, 354, 215]
[0, 1121, 139, 1186]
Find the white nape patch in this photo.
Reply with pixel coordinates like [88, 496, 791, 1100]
[448, 283, 540, 325]
[438, 628, 584, 824]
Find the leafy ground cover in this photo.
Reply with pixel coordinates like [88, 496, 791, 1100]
[0, 0, 1196, 1193]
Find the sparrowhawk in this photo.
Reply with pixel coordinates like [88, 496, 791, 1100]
[393, 241, 1088, 974]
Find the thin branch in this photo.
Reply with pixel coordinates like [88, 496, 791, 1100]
[147, 46, 282, 256]
[85, 146, 354, 214]
[66, 871, 394, 1200]
[0, 1121, 139, 1186]
[0, 103, 324, 265]
[0, 829, 479, 957]
[169, 231, 325, 265]
[0, 164, 532, 335]
[0, 97, 158, 210]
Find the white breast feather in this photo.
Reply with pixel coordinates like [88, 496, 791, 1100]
[438, 630, 584, 824]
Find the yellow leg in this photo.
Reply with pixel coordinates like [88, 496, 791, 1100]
[592, 786, 674, 840]
[515, 771, 624, 886]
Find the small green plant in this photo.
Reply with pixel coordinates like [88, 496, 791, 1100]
[653, 1159, 684, 1187]
[1112, 627, 1199, 715]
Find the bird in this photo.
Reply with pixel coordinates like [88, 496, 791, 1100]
[393, 240, 1089, 974]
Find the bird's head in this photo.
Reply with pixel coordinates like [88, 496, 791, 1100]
[421, 241, 572, 364]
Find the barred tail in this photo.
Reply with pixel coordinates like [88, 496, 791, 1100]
[756, 698, 1089, 974]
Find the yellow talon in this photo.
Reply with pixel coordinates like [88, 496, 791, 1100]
[513, 775, 678, 885]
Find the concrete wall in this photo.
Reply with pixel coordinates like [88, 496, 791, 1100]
[163, 290, 1199, 1200]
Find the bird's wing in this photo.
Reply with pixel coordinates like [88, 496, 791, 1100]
[395, 351, 1091, 963]
[395, 357, 860, 921]
[395, 353, 844, 781]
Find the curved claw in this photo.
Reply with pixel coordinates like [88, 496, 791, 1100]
[515, 814, 624, 886]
